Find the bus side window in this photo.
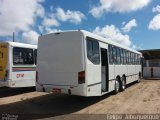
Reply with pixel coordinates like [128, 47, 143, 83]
[135, 54, 137, 65]
[132, 53, 134, 65]
[87, 39, 100, 65]
[120, 49, 123, 64]
[34, 50, 37, 65]
[126, 51, 129, 64]
[112, 46, 117, 64]
[130, 52, 132, 65]
[138, 55, 141, 65]
[116, 47, 121, 64]
[124, 49, 127, 64]
[109, 45, 113, 64]
[137, 55, 139, 65]
[123, 49, 126, 65]
[133, 53, 135, 65]
[137, 54, 139, 65]
[128, 51, 130, 64]
[130, 52, 133, 65]
[134, 53, 136, 65]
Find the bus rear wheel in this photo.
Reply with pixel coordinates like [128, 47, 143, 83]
[137, 72, 141, 83]
[120, 76, 126, 91]
[114, 78, 120, 94]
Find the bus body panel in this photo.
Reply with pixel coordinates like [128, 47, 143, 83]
[85, 62, 101, 96]
[115, 65, 127, 77]
[126, 65, 137, 84]
[108, 64, 115, 92]
[11, 67, 36, 87]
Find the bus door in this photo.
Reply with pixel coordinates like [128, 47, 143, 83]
[101, 48, 109, 92]
[0, 43, 8, 80]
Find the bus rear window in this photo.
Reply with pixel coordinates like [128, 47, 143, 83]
[13, 47, 34, 65]
[87, 38, 100, 65]
[34, 49, 37, 65]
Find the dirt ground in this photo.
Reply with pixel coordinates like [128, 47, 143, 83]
[0, 79, 160, 119]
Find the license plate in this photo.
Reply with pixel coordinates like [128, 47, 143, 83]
[52, 88, 61, 94]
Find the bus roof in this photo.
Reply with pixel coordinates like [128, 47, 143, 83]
[82, 30, 141, 54]
[42, 30, 140, 54]
[0, 41, 37, 49]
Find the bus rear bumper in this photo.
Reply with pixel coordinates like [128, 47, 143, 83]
[36, 83, 87, 96]
[0, 80, 12, 87]
[0, 79, 35, 88]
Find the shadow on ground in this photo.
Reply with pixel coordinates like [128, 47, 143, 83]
[143, 78, 160, 80]
[0, 87, 35, 98]
[0, 91, 114, 119]
[0, 81, 140, 119]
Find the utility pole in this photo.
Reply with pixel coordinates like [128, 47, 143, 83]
[13, 32, 15, 42]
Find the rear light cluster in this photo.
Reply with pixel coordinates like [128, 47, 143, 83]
[5, 70, 9, 79]
[78, 71, 85, 84]
[52, 88, 61, 94]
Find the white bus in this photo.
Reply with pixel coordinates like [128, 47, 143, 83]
[36, 30, 141, 97]
[0, 42, 37, 87]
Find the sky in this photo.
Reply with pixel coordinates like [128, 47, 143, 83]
[0, 0, 160, 50]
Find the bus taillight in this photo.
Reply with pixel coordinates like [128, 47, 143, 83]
[5, 70, 9, 79]
[78, 71, 85, 84]
[36, 71, 38, 82]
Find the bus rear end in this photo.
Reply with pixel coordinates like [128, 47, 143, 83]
[36, 31, 86, 96]
[0, 42, 9, 87]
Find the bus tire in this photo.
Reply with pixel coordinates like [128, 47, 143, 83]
[120, 76, 126, 91]
[114, 78, 120, 94]
[137, 72, 141, 83]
